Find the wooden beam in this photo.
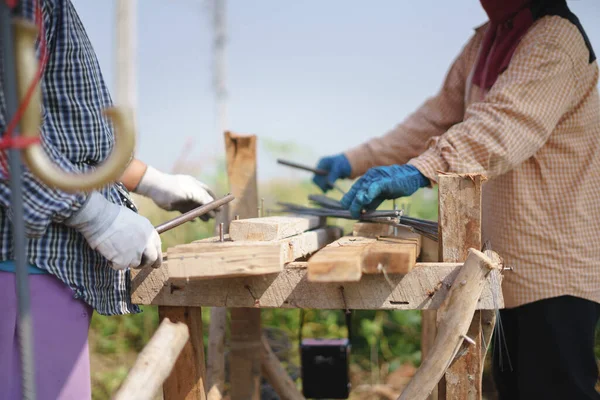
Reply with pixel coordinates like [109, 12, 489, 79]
[229, 215, 323, 241]
[165, 227, 342, 280]
[307, 236, 374, 282]
[307, 234, 419, 282]
[158, 307, 207, 400]
[115, 318, 189, 400]
[352, 223, 423, 256]
[131, 262, 503, 311]
[437, 173, 485, 400]
[399, 249, 500, 400]
[224, 131, 261, 400]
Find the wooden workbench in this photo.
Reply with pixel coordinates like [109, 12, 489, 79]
[130, 133, 504, 400]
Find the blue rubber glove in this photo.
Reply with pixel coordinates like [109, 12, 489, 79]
[312, 154, 352, 192]
[340, 164, 430, 218]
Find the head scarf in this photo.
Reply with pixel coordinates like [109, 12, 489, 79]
[472, 0, 596, 90]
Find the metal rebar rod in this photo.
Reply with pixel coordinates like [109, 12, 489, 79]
[277, 158, 327, 175]
[155, 193, 235, 234]
[1, 3, 36, 399]
[277, 158, 346, 195]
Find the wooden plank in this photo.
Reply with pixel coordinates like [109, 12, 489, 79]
[165, 227, 342, 280]
[158, 307, 207, 400]
[307, 236, 375, 282]
[353, 221, 395, 238]
[223, 131, 261, 400]
[437, 173, 485, 400]
[307, 234, 419, 282]
[353, 222, 423, 257]
[229, 214, 323, 241]
[131, 262, 503, 311]
[361, 239, 417, 275]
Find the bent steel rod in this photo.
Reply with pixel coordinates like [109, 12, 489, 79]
[1, 3, 36, 399]
[155, 193, 235, 234]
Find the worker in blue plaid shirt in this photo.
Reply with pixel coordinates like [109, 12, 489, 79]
[0, 1, 219, 398]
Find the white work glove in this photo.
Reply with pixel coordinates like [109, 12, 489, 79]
[64, 192, 163, 270]
[134, 166, 218, 221]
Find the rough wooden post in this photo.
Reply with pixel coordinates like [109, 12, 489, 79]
[420, 236, 439, 400]
[206, 306, 227, 400]
[222, 132, 262, 400]
[437, 173, 485, 400]
[206, 158, 231, 400]
[115, 318, 189, 400]
[158, 306, 207, 400]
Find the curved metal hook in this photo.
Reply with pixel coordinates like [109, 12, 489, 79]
[13, 18, 135, 193]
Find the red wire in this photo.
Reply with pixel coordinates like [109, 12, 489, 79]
[1, 0, 46, 178]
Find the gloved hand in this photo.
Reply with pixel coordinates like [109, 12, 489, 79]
[340, 164, 429, 218]
[134, 166, 218, 221]
[64, 192, 163, 270]
[312, 154, 352, 192]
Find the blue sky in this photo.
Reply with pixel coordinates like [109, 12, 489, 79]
[70, 0, 600, 183]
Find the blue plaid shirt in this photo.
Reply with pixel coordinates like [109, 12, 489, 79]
[0, 0, 139, 315]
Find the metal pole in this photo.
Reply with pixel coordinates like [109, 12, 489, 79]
[0, 3, 36, 400]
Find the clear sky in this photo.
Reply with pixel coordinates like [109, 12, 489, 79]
[70, 0, 600, 183]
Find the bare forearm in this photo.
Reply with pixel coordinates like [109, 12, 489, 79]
[120, 158, 148, 191]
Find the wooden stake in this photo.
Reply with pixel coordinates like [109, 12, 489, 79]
[158, 307, 207, 400]
[114, 318, 189, 400]
[437, 173, 485, 400]
[223, 132, 262, 400]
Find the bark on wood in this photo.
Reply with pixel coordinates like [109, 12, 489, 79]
[165, 227, 342, 280]
[260, 335, 305, 400]
[158, 307, 207, 400]
[114, 318, 189, 400]
[398, 249, 499, 400]
[480, 250, 502, 371]
[436, 173, 485, 400]
[229, 215, 323, 241]
[223, 131, 262, 400]
[131, 262, 502, 311]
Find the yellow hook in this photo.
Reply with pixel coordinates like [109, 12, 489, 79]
[12, 18, 135, 193]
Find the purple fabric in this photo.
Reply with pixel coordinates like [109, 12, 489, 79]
[0, 271, 93, 399]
